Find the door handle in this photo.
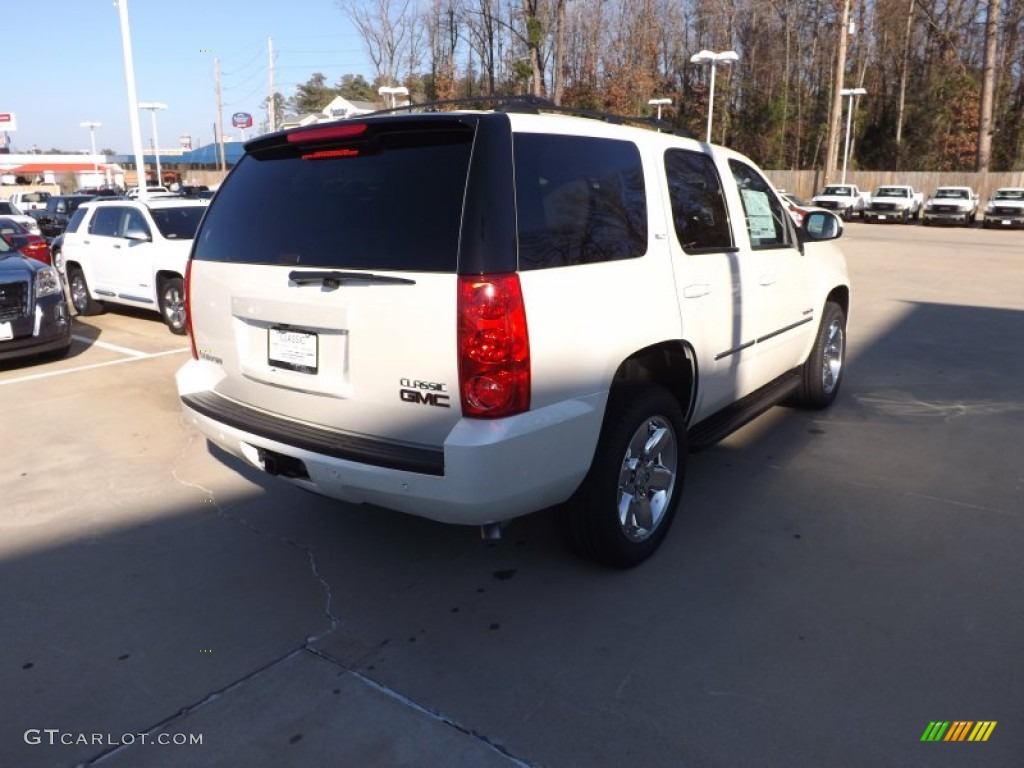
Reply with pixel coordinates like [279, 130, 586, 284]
[759, 271, 777, 286]
[683, 283, 711, 298]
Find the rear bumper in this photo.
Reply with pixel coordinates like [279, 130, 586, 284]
[176, 360, 604, 526]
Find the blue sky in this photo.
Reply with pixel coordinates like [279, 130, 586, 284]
[3, 0, 374, 155]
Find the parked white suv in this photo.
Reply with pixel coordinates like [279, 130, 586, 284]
[60, 198, 209, 334]
[177, 103, 850, 566]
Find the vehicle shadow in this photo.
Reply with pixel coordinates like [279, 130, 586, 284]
[1, 301, 1022, 767]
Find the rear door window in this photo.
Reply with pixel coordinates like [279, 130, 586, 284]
[193, 124, 474, 272]
[88, 207, 122, 237]
[513, 134, 647, 269]
[664, 149, 733, 253]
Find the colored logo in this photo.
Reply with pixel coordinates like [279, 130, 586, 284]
[921, 721, 996, 742]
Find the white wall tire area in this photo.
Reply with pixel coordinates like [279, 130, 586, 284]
[794, 301, 846, 409]
[558, 386, 687, 568]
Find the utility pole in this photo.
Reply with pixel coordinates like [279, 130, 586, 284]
[268, 36, 276, 133]
[977, 0, 1000, 172]
[215, 57, 226, 174]
[824, 0, 852, 183]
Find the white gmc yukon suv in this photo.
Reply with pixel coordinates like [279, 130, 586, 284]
[177, 101, 851, 567]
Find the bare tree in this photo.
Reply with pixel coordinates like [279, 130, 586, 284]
[338, 0, 416, 85]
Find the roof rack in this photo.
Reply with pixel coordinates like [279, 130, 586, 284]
[365, 95, 695, 139]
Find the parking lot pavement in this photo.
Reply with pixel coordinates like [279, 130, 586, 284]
[2, 225, 1023, 767]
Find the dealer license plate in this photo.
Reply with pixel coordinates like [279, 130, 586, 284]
[268, 327, 318, 374]
[0, 321, 13, 341]
[877, 215, 887, 221]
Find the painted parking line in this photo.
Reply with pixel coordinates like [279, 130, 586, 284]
[71, 335, 150, 358]
[0, 348, 189, 387]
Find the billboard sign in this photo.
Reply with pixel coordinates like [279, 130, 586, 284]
[231, 112, 253, 129]
[0, 112, 17, 131]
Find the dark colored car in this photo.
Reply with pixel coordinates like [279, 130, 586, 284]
[0, 238, 72, 363]
[32, 195, 95, 239]
[0, 217, 51, 264]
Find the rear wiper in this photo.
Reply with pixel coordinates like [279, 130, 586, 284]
[289, 270, 416, 287]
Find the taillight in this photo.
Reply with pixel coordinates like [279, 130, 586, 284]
[185, 258, 197, 359]
[457, 274, 530, 418]
[23, 241, 51, 264]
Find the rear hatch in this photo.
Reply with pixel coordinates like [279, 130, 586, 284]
[187, 115, 510, 448]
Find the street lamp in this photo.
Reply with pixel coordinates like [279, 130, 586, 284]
[80, 121, 102, 180]
[648, 98, 671, 121]
[840, 87, 867, 185]
[689, 49, 739, 143]
[138, 102, 168, 187]
[378, 85, 409, 110]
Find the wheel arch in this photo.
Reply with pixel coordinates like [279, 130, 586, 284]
[608, 341, 697, 426]
[155, 269, 183, 287]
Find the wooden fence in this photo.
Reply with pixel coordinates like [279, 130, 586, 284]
[768, 170, 1024, 202]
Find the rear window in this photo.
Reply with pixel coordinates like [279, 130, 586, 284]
[514, 134, 647, 269]
[150, 206, 206, 239]
[193, 124, 474, 272]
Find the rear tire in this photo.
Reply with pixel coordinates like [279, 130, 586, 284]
[158, 277, 187, 335]
[558, 386, 686, 568]
[794, 301, 846, 410]
[68, 266, 104, 316]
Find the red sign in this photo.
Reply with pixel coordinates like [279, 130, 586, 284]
[231, 112, 253, 129]
[0, 113, 16, 131]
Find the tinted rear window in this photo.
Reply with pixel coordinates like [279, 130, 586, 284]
[151, 206, 206, 239]
[193, 125, 474, 272]
[514, 134, 647, 269]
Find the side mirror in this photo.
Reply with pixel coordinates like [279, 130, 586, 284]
[800, 211, 843, 242]
[124, 228, 152, 242]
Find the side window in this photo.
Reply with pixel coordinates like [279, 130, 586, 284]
[727, 159, 792, 249]
[514, 134, 647, 269]
[65, 207, 88, 234]
[89, 207, 122, 237]
[664, 149, 734, 252]
[120, 208, 150, 238]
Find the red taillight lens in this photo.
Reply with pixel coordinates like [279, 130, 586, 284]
[457, 274, 530, 418]
[22, 241, 51, 264]
[185, 258, 197, 359]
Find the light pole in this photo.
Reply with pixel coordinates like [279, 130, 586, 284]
[79, 121, 102, 181]
[377, 85, 409, 109]
[138, 102, 167, 187]
[689, 49, 739, 143]
[115, 0, 149, 200]
[840, 87, 866, 185]
[648, 98, 671, 121]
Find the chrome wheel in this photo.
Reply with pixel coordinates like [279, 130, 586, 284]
[617, 416, 678, 542]
[70, 272, 89, 314]
[160, 279, 186, 333]
[821, 318, 844, 395]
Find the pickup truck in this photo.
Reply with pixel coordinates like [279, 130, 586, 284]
[863, 185, 924, 223]
[811, 184, 871, 220]
[8, 191, 51, 214]
[30, 195, 96, 239]
[981, 187, 1024, 229]
[921, 187, 979, 227]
